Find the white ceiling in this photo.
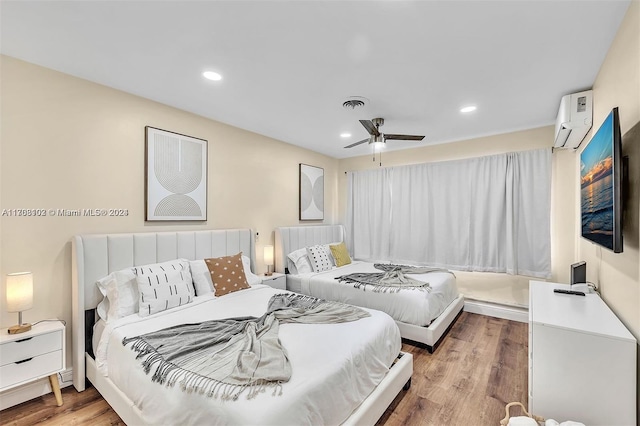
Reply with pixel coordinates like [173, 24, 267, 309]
[1, 1, 631, 159]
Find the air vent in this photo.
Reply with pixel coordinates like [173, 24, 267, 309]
[343, 99, 365, 109]
[342, 96, 368, 110]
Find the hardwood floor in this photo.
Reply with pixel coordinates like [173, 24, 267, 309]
[1, 384, 124, 426]
[377, 312, 529, 426]
[1, 312, 528, 426]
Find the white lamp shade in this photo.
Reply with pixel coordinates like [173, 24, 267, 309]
[263, 245, 274, 265]
[6, 272, 33, 312]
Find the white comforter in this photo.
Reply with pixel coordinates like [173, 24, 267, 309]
[296, 261, 458, 326]
[95, 284, 401, 425]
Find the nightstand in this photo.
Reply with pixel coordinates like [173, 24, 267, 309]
[0, 320, 65, 406]
[261, 272, 286, 290]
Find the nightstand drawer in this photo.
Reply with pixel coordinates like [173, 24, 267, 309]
[0, 350, 63, 390]
[262, 274, 286, 290]
[0, 330, 63, 366]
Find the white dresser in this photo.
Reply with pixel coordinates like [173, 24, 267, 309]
[529, 281, 636, 425]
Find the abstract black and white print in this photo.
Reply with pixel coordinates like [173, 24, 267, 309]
[299, 163, 324, 220]
[146, 127, 207, 221]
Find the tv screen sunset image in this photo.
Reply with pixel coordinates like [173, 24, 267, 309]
[580, 112, 614, 250]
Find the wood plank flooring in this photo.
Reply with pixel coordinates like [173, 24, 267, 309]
[377, 312, 529, 426]
[1, 312, 528, 426]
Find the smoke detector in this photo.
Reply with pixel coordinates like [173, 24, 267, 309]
[342, 96, 368, 110]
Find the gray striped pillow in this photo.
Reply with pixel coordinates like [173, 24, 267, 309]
[136, 262, 194, 317]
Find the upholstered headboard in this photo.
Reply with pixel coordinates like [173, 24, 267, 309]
[71, 229, 254, 391]
[274, 225, 345, 274]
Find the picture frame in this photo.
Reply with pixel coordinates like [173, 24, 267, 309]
[299, 163, 324, 221]
[145, 126, 207, 221]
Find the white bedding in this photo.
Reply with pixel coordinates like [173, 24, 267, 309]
[294, 261, 458, 326]
[94, 284, 401, 425]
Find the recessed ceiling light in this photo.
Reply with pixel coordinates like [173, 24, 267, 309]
[340, 133, 352, 138]
[203, 71, 222, 81]
[460, 105, 477, 113]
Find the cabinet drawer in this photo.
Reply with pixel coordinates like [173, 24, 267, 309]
[263, 276, 286, 290]
[0, 350, 63, 390]
[0, 331, 63, 366]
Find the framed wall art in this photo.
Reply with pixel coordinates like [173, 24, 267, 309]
[145, 126, 207, 221]
[299, 163, 324, 221]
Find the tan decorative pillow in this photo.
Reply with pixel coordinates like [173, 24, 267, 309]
[330, 242, 352, 267]
[204, 253, 250, 296]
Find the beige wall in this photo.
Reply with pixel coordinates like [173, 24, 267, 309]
[338, 126, 576, 306]
[582, 0, 639, 341]
[0, 56, 339, 364]
[584, 1, 639, 415]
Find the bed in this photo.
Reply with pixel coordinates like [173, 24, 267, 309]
[275, 225, 464, 352]
[71, 229, 412, 425]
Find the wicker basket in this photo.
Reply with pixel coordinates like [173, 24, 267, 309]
[500, 402, 545, 426]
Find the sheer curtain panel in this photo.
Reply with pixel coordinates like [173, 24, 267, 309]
[346, 168, 393, 261]
[345, 148, 551, 278]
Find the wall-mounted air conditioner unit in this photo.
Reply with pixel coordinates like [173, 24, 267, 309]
[554, 90, 593, 149]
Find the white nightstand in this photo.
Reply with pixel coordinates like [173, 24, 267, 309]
[0, 320, 65, 406]
[261, 272, 286, 290]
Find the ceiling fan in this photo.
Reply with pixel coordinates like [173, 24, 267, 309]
[344, 117, 425, 148]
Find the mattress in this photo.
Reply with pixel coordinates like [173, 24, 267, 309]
[93, 284, 401, 425]
[292, 261, 458, 326]
[286, 273, 304, 293]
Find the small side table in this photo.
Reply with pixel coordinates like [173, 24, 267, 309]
[261, 272, 286, 290]
[0, 320, 65, 406]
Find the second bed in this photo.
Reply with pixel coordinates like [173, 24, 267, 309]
[275, 225, 464, 351]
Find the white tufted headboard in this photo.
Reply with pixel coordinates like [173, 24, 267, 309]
[274, 225, 345, 273]
[71, 229, 254, 391]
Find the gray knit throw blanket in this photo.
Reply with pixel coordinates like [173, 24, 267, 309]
[335, 263, 454, 293]
[122, 293, 369, 401]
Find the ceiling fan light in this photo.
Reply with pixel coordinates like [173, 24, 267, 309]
[370, 134, 385, 149]
[203, 71, 222, 81]
[460, 105, 477, 113]
[370, 134, 384, 144]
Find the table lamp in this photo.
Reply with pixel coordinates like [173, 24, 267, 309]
[6, 272, 33, 334]
[264, 245, 274, 276]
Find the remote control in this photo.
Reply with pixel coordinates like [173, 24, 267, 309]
[553, 289, 585, 296]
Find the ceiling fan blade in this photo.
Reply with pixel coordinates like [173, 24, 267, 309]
[344, 138, 370, 148]
[359, 120, 380, 136]
[384, 134, 425, 141]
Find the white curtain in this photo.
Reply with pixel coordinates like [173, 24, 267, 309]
[346, 168, 393, 261]
[346, 148, 551, 278]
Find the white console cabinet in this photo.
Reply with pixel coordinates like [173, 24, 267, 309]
[529, 281, 636, 425]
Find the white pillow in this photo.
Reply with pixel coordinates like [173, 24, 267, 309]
[241, 255, 263, 286]
[96, 269, 137, 322]
[286, 258, 298, 274]
[287, 247, 313, 274]
[306, 245, 333, 272]
[190, 255, 261, 295]
[189, 260, 214, 296]
[137, 267, 194, 317]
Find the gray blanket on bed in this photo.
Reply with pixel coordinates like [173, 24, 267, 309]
[335, 263, 454, 293]
[122, 293, 369, 401]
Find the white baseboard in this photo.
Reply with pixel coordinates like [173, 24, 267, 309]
[464, 299, 528, 323]
[0, 368, 73, 411]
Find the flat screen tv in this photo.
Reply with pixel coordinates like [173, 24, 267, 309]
[580, 107, 623, 253]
